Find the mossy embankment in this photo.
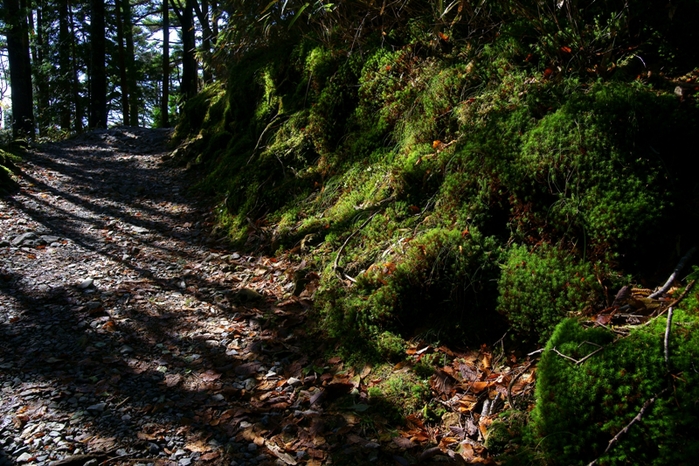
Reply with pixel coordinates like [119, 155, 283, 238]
[173, 1, 699, 462]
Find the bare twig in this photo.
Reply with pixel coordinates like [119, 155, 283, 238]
[664, 307, 674, 373]
[587, 388, 668, 466]
[332, 211, 380, 276]
[507, 361, 533, 411]
[649, 246, 697, 299]
[551, 342, 604, 365]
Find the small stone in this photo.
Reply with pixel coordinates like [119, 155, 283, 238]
[243, 378, 256, 391]
[40, 235, 60, 243]
[178, 458, 192, 466]
[86, 402, 106, 412]
[11, 232, 37, 247]
[247, 443, 258, 452]
[16, 452, 34, 462]
[286, 377, 302, 387]
[79, 278, 94, 289]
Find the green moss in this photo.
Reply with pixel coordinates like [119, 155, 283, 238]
[497, 243, 602, 342]
[532, 312, 699, 465]
[175, 17, 699, 356]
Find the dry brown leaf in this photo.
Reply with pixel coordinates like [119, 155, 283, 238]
[200, 451, 220, 461]
[470, 381, 491, 393]
[186, 439, 211, 453]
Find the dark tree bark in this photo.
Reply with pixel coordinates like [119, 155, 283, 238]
[68, 0, 83, 130]
[161, 0, 170, 127]
[3, 0, 35, 138]
[172, 0, 198, 100]
[200, 0, 212, 83]
[28, 1, 48, 135]
[58, 0, 72, 130]
[89, 0, 107, 128]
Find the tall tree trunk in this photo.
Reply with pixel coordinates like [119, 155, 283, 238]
[200, 0, 212, 84]
[115, 0, 130, 125]
[68, 0, 83, 131]
[30, 2, 49, 135]
[89, 0, 107, 128]
[4, 0, 35, 138]
[58, 0, 72, 130]
[175, 0, 197, 100]
[122, 0, 138, 126]
[161, 0, 170, 127]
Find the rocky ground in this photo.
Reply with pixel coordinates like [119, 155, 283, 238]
[0, 129, 534, 466]
[0, 128, 331, 466]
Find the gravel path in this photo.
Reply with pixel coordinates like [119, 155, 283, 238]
[0, 129, 343, 466]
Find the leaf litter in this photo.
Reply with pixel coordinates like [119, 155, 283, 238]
[0, 128, 536, 466]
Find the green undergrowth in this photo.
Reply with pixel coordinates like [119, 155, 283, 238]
[529, 294, 699, 465]
[174, 3, 699, 462]
[0, 145, 21, 195]
[175, 33, 699, 351]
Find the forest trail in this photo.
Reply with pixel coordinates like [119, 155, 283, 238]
[0, 129, 339, 466]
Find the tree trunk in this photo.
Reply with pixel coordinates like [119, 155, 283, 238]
[29, 1, 48, 135]
[68, 0, 83, 131]
[200, 0, 212, 83]
[179, 0, 198, 100]
[89, 0, 107, 128]
[161, 0, 170, 127]
[115, 0, 130, 125]
[122, 0, 138, 126]
[58, 0, 72, 130]
[4, 0, 35, 138]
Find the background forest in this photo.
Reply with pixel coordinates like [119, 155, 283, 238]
[4, 0, 699, 464]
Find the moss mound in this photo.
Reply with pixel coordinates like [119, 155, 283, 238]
[532, 302, 699, 465]
[174, 3, 699, 356]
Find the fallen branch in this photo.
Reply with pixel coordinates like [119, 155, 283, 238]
[649, 246, 697, 299]
[641, 279, 696, 325]
[587, 388, 668, 466]
[664, 307, 674, 373]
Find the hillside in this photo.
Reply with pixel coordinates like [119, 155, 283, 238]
[168, 1, 699, 463]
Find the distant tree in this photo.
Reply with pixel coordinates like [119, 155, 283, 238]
[88, 0, 106, 128]
[161, 0, 169, 127]
[172, 0, 197, 100]
[3, 0, 35, 138]
[58, 0, 72, 129]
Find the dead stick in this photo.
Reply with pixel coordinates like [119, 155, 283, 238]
[587, 388, 668, 466]
[649, 246, 696, 299]
[603, 390, 666, 453]
[507, 361, 533, 411]
[664, 307, 673, 373]
[332, 211, 380, 274]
